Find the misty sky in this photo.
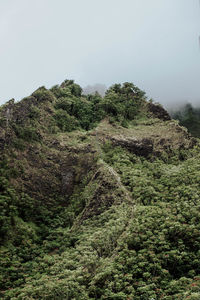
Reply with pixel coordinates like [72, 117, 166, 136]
[0, 0, 200, 107]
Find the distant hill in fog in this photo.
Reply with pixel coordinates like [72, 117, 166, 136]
[82, 83, 107, 96]
[169, 103, 200, 138]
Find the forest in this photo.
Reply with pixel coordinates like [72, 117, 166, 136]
[170, 103, 200, 138]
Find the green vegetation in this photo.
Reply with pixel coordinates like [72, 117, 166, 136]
[51, 81, 146, 131]
[12, 124, 41, 142]
[0, 80, 200, 299]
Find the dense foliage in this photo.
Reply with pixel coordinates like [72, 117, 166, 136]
[1, 144, 200, 299]
[51, 80, 146, 130]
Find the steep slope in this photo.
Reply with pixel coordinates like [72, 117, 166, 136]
[0, 81, 200, 299]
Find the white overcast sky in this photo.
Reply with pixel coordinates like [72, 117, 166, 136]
[0, 0, 200, 107]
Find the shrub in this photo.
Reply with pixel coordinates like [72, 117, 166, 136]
[12, 124, 41, 142]
[54, 109, 78, 131]
[32, 87, 55, 103]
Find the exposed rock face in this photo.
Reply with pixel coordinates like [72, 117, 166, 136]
[80, 170, 117, 221]
[110, 136, 154, 157]
[0, 131, 5, 151]
[78, 164, 130, 224]
[60, 151, 95, 199]
[15, 146, 96, 208]
[1, 97, 37, 125]
[61, 168, 75, 196]
[147, 102, 171, 121]
[107, 120, 196, 158]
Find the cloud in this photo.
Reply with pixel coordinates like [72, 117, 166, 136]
[82, 84, 107, 97]
[0, 0, 200, 107]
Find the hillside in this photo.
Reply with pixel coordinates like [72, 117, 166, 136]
[0, 80, 200, 299]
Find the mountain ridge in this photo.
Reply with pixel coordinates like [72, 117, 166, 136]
[0, 80, 200, 299]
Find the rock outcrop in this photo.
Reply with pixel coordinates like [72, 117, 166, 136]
[147, 102, 171, 121]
